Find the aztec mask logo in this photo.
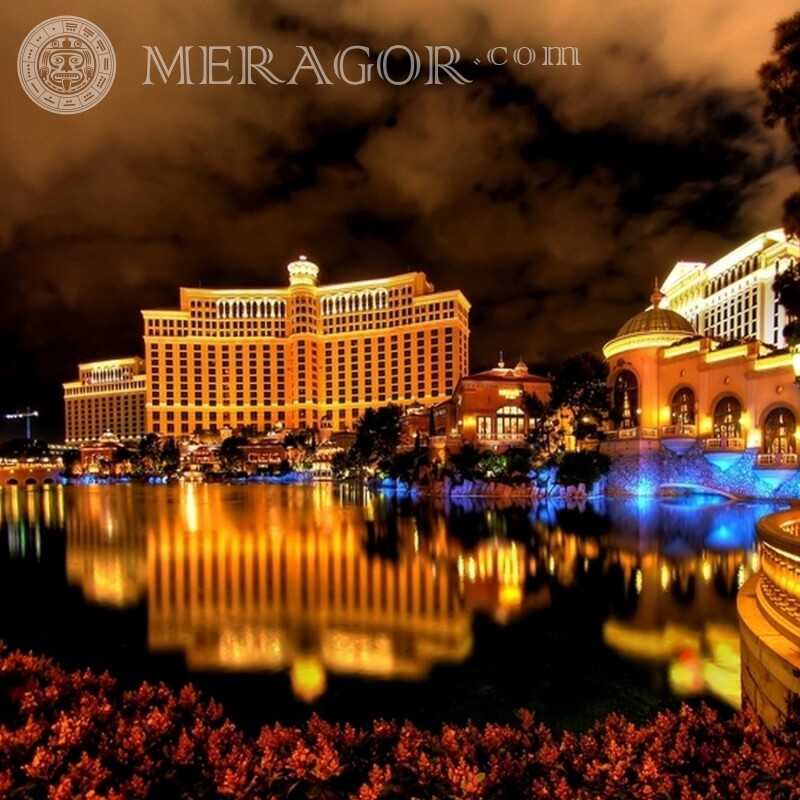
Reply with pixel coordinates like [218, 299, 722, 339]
[18, 16, 115, 114]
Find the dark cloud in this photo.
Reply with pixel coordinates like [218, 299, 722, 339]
[0, 0, 798, 438]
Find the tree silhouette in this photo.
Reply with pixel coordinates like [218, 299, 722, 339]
[353, 405, 403, 465]
[549, 352, 610, 436]
[773, 261, 800, 345]
[760, 10, 800, 235]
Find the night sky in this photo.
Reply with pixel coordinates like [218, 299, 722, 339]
[2, 1, 799, 440]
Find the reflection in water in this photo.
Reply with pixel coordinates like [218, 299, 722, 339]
[0, 486, 62, 563]
[0, 485, 775, 709]
[595, 498, 765, 709]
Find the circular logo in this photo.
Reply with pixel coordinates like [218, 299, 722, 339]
[18, 16, 115, 114]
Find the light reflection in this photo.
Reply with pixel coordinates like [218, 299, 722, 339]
[0, 486, 775, 709]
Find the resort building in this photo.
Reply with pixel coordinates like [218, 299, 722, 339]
[661, 229, 800, 346]
[63, 357, 147, 445]
[141, 258, 470, 437]
[602, 282, 800, 496]
[431, 357, 551, 454]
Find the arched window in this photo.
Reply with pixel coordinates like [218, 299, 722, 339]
[613, 370, 639, 429]
[713, 397, 741, 439]
[670, 388, 695, 425]
[496, 406, 525, 438]
[764, 407, 796, 454]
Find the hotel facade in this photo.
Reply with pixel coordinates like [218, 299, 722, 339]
[661, 229, 800, 347]
[63, 357, 147, 445]
[602, 280, 800, 497]
[141, 258, 470, 437]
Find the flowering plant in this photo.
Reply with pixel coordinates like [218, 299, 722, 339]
[0, 645, 797, 799]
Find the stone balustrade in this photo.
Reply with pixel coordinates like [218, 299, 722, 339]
[738, 507, 800, 729]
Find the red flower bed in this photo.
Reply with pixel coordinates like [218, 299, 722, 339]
[0, 645, 798, 799]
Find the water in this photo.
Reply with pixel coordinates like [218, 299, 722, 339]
[0, 484, 779, 733]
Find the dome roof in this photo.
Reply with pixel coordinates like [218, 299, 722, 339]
[616, 307, 695, 337]
[615, 279, 695, 338]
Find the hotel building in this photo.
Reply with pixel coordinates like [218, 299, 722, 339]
[141, 258, 470, 437]
[431, 357, 551, 454]
[661, 229, 800, 346]
[63, 358, 147, 445]
[602, 281, 800, 496]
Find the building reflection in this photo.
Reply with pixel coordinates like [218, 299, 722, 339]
[146, 487, 473, 702]
[65, 486, 147, 607]
[1, 485, 770, 707]
[594, 499, 762, 709]
[0, 486, 63, 564]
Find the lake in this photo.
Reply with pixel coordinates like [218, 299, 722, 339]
[0, 484, 777, 733]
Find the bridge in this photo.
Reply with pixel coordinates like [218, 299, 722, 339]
[0, 461, 63, 487]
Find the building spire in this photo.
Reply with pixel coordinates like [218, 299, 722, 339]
[651, 277, 665, 309]
[498, 351, 505, 369]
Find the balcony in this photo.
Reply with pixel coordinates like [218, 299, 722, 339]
[703, 437, 745, 451]
[702, 437, 745, 472]
[756, 452, 799, 467]
[475, 432, 528, 451]
[661, 424, 696, 438]
[605, 426, 659, 441]
[660, 424, 697, 455]
[754, 452, 798, 490]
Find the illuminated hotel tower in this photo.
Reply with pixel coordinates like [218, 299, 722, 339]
[63, 357, 147, 445]
[142, 258, 470, 436]
[660, 229, 800, 346]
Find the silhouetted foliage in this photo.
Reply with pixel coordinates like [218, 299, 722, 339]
[386, 450, 428, 484]
[60, 448, 81, 477]
[522, 392, 561, 462]
[550, 352, 610, 429]
[133, 434, 180, 476]
[2, 646, 800, 799]
[219, 436, 247, 475]
[773, 262, 800, 346]
[761, 10, 800, 235]
[556, 450, 611, 489]
[0, 439, 49, 459]
[353, 406, 403, 464]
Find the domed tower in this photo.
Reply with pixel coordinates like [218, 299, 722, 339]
[287, 256, 322, 429]
[604, 280, 696, 360]
[603, 280, 697, 435]
[288, 255, 320, 288]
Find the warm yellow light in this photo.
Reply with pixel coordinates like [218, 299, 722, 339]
[290, 656, 327, 703]
[498, 585, 523, 607]
[747, 430, 761, 449]
[660, 563, 671, 591]
[701, 416, 712, 434]
[661, 406, 671, 424]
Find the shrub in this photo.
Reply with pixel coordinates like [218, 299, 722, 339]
[1, 645, 799, 799]
[556, 451, 610, 489]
